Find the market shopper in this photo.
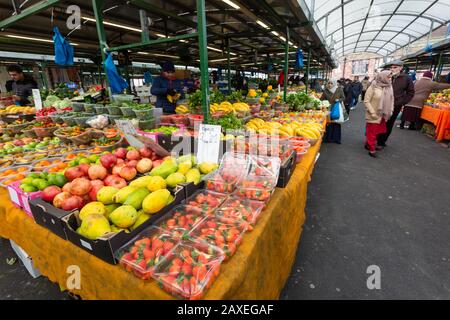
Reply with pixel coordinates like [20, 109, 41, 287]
[364, 70, 394, 158]
[6, 65, 38, 106]
[361, 76, 370, 100]
[377, 60, 415, 147]
[400, 71, 450, 130]
[351, 76, 363, 110]
[343, 79, 353, 115]
[151, 61, 183, 114]
[321, 78, 345, 144]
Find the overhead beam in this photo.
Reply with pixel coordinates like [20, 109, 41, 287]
[108, 33, 199, 52]
[0, 0, 61, 30]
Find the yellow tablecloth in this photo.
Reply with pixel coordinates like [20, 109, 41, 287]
[0, 140, 321, 300]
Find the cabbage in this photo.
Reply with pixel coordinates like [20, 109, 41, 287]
[59, 98, 71, 108]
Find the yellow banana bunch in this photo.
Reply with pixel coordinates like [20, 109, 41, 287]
[175, 104, 189, 114]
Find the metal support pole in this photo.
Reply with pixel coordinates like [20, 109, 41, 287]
[139, 10, 150, 43]
[436, 52, 443, 80]
[196, 0, 210, 122]
[92, 0, 110, 90]
[283, 27, 289, 102]
[227, 37, 231, 93]
[306, 47, 311, 94]
[414, 58, 419, 72]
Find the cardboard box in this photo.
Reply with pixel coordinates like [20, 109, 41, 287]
[29, 198, 74, 240]
[62, 187, 185, 264]
[9, 240, 41, 279]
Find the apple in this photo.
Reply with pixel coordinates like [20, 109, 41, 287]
[139, 147, 152, 158]
[70, 178, 92, 196]
[126, 160, 138, 168]
[62, 182, 72, 193]
[112, 163, 126, 176]
[78, 164, 90, 176]
[88, 164, 108, 180]
[64, 167, 85, 181]
[89, 183, 104, 201]
[152, 159, 163, 168]
[100, 154, 117, 170]
[90, 180, 105, 188]
[119, 166, 137, 181]
[126, 149, 141, 161]
[116, 158, 125, 165]
[42, 186, 62, 203]
[104, 175, 127, 189]
[62, 195, 84, 211]
[81, 194, 91, 206]
[136, 158, 153, 173]
[113, 148, 128, 159]
[53, 192, 71, 208]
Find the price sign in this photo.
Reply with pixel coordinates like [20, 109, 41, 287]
[197, 124, 221, 164]
[153, 108, 163, 125]
[115, 120, 143, 148]
[32, 89, 42, 110]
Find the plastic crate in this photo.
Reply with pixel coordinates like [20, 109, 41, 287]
[7, 181, 42, 218]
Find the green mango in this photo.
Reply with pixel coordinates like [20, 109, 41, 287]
[123, 188, 150, 210]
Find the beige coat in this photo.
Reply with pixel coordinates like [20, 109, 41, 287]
[406, 77, 450, 108]
[364, 85, 394, 124]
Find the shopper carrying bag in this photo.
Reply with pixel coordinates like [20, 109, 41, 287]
[321, 78, 346, 144]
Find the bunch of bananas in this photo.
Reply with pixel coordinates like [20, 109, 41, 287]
[210, 101, 250, 114]
[0, 106, 36, 114]
[175, 104, 189, 114]
[246, 118, 322, 139]
[167, 93, 181, 103]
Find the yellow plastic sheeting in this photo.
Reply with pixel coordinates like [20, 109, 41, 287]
[0, 140, 321, 300]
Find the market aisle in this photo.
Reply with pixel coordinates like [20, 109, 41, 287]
[281, 103, 450, 299]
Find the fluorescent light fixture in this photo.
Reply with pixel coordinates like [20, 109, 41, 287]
[6, 34, 78, 46]
[137, 52, 149, 55]
[207, 57, 239, 63]
[271, 31, 279, 36]
[82, 16, 141, 33]
[293, 45, 298, 48]
[256, 20, 269, 29]
[222, 0, 240, 9]
[279, 36, 286, 42]
[155, 33, 167, 38]
[137, 52, 179, 59]
[288, 41, 294, 46]
[179, 39, 188, 43]
[207, 46, 222, 53]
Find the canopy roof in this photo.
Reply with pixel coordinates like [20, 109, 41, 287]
[308, 0, 450, 57]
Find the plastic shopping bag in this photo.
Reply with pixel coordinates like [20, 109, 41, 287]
[53, 27, 74, 65]
[333, 102, 347, 124]
[330, 101, 341, 120]
[105, 53, 129, 94]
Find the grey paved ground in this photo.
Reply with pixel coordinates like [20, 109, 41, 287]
[0, 103, 449, 299]
[281, 103, 450, 299]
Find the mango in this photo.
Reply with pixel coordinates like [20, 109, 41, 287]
[111, 225, 130, 233]
[185, 168, 201, 185]
[123, 188, 150, 210]
[177, 155, 196, 166]
[166, 172, 186, 188]
[147, 176, 167, 192]
[112, 186, 137, 204]
[77, 214, 111, 240]
[104, 204, 121, 220]
[109, 205, 139, 228]
[150, 158, 178, 178]
[177, 161, 192, 175]
[142, 189, 171, 214]
[130, 213, 151, 231]
[198, 162, 218, 174]
[79, 202, 106, 220]
[97, 186, 119, 205]
[129, 176, 153, 189]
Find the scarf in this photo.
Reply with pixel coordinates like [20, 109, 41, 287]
[328, 78, 338, 94]
[373, 70, 394, 121]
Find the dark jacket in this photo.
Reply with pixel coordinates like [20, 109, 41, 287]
[343, 83, 353, 105]
[10, 77, 38, 105]
[321, 87, 345, 104]
[351, 81, 363, 96]
[150, 76, 184, 114]
[392, 72, 415, 109]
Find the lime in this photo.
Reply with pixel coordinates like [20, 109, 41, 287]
[78, 158, 90, 165]
[95, 159, 101, 165]
[21, 177, 34, 185]
[32, 178, 46, 188]
[37, 180, 50, 191]
[28, 173, 41, 179]
[75, 156, 84, 164]
[53, 174, 68, 188]
[39, 172, 48, 179]
[68, 160, 78, 167]
[88, 154, 99, 163]
[20, 184, 37, 193]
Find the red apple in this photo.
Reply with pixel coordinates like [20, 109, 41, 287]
[64, 167, 85, 181]
[81, 194, 91, 206]
[152, 159, 163, 168]
[126, 160, 138, 168]
[70, 178, 92, 196]
[100, 154, 117, 170]
[90, 180, 104, 188]
[119, 166, 137, 181]
[104, 175, 127, 189]
[89, 184, 104, 201]
[112, 163, 126, 176]
[53, 192, 71, 209]
[136, 158, 153, 173]
[42, 186, 62, 203]
[113, 148, 128, 159]
[139, 147, 152, 158]
[78, 164, 90, 176]
[88, 164, 107, 180]
[116, 158, 125, 165]
[62, 195, 84, 211]
[126, 149, 141, 161]
[62, 182, 73, 193]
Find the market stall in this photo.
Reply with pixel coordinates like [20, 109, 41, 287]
[420, 89, 450, 141]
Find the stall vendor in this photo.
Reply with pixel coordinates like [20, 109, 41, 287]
[6, 65, 38, 106]
[151, 61, 184, 114]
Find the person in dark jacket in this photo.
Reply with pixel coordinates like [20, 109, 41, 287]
[343, 79, 353, 115]
[350, 76, 363, 109]
[377, 60, 415, 147]
[7, 65, 37, 105]
[151, 61, 183, 114]
[321, 78, 346, 144]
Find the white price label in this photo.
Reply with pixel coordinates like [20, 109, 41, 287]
[115, 120, 143, 148]
[32, 89, 42, 110]
[197, 124, 221, 164]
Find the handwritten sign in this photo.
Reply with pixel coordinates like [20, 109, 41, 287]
[115, 120, 143, 148]
[197, 124, 221, 164]
[32, 89, 42, 110]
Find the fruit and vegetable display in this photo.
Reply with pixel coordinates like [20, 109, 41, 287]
[427, 88, 450, 110]
[0, 106, 36, 114]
